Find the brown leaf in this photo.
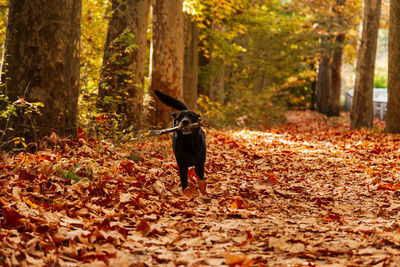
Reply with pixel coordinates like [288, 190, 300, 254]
[2, 207, 24, 228]
[137, 219, 151, 236]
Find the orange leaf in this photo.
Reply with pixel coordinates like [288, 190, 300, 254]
[77, 126, 86, 139]
[321, 213, 341, 222]
[230, 196, 247, 210]
[378, 183, 400, 191]
[188, 168, 197, 179]
[51, 232, 66, 245]
[266, 173, 278, 184]
[23, 198, 38, 209]
[225, 253, 247, 266]
[183, 186, 197, 199]
[246, 230, 254, 242]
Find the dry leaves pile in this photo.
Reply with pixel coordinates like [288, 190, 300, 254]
[1, 111, 400, 266]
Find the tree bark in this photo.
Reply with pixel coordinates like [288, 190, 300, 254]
[149, 0, 184, 126]
[98, 0, 150, 130]
[183, 13, 199, 110]
[1, 0, 81, 143]
[350, 0, 381, 129]
[327, 33, 345, 117]
[385, 0, 400, 133]
[209, 59, 225, 102]
[327, 0, 346, 117]
[208, 24, 225, 102]
[316, 54, 332, 114]
[0, 6, 7, 84]
[197, 45, 210, 98]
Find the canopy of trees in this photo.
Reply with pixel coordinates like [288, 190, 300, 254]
[0, 0, 398, 148]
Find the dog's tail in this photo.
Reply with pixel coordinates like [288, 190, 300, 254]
[154, 90, 188, 111]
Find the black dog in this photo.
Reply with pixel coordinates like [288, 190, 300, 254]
[153, 90, 207, 194]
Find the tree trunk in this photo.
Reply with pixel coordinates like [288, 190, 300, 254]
[149, 0, 184, 126]
[327, 33, 345, 117]
[98, 0, 150, 130]
[197, 45, 210, 98]
[0, 45, 5, 84]
[0, 7, 7, 84]
[208, 24, 225, 102]
[1, 0, 81, 144]
[316, 55, 332, 114]
[350, 0, 381, 129]
[310, 74, 317, 111]
[327, 0, 346, 117]
[386, 0, 400, 133]
[183, 13, 199, 110]
[209, 59, 225, 102]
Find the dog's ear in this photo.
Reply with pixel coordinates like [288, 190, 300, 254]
[169, 111, 177, 119]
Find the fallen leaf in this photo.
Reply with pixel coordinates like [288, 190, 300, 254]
[137, 219, 151, 236]
[225, 253, 247, 266]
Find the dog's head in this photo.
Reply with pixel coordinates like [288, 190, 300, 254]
[171, 110, 200, 135]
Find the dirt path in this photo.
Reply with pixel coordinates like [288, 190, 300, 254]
[1, 112, 400, 266]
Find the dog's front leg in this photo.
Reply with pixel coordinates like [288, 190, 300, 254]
[195, 163, 204, 180]
[178, 165, 189, 191]
[195, 163, 206, 194]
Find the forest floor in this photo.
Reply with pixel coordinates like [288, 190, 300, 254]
[1, 111, 400, 266]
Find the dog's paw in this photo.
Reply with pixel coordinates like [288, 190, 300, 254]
[199, 180, 207, 195]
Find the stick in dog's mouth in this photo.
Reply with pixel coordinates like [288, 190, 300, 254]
[148, 120, 207, 136]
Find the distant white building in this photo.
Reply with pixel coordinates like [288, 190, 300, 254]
[344, 88, 387, 120]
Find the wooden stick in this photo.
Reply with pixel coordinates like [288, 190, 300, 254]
[148, 120, 207, 136]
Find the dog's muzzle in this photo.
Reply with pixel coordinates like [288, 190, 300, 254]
[181, 128, 192, 135]
[179, 120, 192, 134]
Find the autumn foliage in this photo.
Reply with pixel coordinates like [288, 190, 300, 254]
[1, 111, 400, 266]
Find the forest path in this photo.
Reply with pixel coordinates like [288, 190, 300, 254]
[162, 112, 400, 266]
[1, 111, 400, 266]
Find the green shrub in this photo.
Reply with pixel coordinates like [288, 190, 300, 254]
[197, 90, 286, 129]
[0, 94, 43, 150]
[374, 72, 387, 88]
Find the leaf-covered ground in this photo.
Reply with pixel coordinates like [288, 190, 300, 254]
[1, 111, 400, 266]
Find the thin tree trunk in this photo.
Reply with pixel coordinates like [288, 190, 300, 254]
[98, 0, 150, 130]
[183, 13, 199, 110]
[310, 76, 317, 111]
[197, 46, 210, 98]
[386, 0, 400, 133]
[350, 0, 381, 129]
[328, 33, 345, 117]
[149, 0, 184, 126]
[208, 24, 225, 102]
[327, 0, 346, 117]
[1, 0, 81, 143]
[0, 7, 7, 84]
[209, 59, 225, 102]
[316, 55, 332, 114]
